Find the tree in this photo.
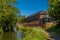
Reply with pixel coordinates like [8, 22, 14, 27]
[48, 0, 60, 28]
[0, 0, 19, 32]
[18, 15, 25, 23]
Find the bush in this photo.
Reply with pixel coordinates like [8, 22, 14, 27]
[19, 26, 48, 40]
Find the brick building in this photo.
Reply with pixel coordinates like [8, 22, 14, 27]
[23, 11, 54, 27]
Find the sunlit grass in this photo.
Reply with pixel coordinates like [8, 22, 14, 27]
[18, 26, 48, 40]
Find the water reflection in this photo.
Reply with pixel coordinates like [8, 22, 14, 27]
[0, 32, 23, 40]
[3, 32, 17, 40]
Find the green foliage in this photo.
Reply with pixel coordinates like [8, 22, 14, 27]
[0, 0, 19, 32]
[18, 15, 25, 23]
[48, 0, 60, 20]
[19, 26, 48, 40]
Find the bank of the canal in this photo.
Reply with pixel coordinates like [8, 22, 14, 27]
[18, 26, 49, 40]
[0, 26, 49, 40]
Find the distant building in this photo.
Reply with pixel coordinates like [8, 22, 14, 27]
[23, 11, 54, 27]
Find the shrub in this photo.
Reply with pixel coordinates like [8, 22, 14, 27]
[19, 26, 48, 40]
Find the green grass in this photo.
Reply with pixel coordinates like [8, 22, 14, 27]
[18, 26, 48, 40]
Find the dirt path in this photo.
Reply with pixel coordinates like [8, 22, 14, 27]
[40, 29, 60, 40]
[46, 31, 60, 40]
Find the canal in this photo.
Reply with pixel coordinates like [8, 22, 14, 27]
[0, 32, 23, 40]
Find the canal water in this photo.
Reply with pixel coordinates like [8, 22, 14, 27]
[0, 32, 23, 40]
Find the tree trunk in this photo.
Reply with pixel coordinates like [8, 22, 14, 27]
[11, 26, 14, 32]
[2, 27, 7, 32]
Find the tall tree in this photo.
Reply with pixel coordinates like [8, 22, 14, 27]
[0, 0, 19, 32]
[48, 0, 60, 28]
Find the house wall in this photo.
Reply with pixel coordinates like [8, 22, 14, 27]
[23, 21, 39, 27]
[23, 11, 54, 27]
[45, 22, 54, 27]
[39, 14, 47, 26]
[23, 15, 40, 27]
[40, 14, 46, 19]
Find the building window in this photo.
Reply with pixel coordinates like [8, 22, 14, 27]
[45, 18, 53, 22]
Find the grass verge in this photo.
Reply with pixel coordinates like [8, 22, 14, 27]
[18, 26, 48, 40]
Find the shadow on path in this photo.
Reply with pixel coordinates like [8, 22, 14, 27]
[46, 31, 60, 40]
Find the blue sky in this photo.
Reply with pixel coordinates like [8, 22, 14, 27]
[16, 0, 48, 16]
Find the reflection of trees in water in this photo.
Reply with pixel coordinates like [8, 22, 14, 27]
[0, 33, 2, 40]
[0, 32, 23, 40]
[2, 32, 17, 40]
